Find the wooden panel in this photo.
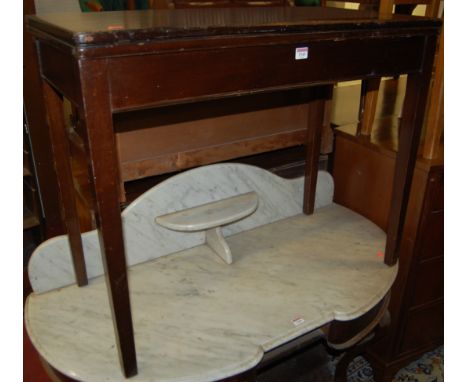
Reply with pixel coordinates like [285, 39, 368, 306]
[121, 145, 309, 206]
[23, 177, 40, 230]
[109, 36, 425, 111]
[333, 134, 395, 231]
[38, 42, 81, 105]
[400, 302, 443, 354]
[411, 257, 443, 307]
[116, 102, 308, 172]
[173, 0, 231, 6]
[232, 0, 287, 6]
[23, 0, 64, 238]
[115, 90, 311, 181]
[418, 211, 443, 260]
[120, 130, 306, 181]
[426, 171, 444, 212]
[172, 0, 287, 7]
[327, 294, 389, 348]
[334, 130, 444, 373]
[417, 169, 443, 260]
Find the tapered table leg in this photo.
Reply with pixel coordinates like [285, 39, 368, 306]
[385, 35, 438, 266]
[77, 59, 137, 377]
[304, 85, 332, 214]
[42, 80, 88, 287]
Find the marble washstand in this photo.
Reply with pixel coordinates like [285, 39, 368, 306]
[25, 164, 397, 382]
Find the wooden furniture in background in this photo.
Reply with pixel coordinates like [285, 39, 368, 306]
[332, 86, 443, 381]
[383, 0, 441, 17]
[320, 0, 441, 154]
[322, 0, 442, 141]
[149, 0, 294, 8]
[23, 114, 42, 235]
[422, 26, 443, 159]
[328, 6, 443, 376]
[27, 8, 440, 378]
[24, 0, 64, 239]
[357, 0, 442, 140]
[23, 109, 44, 301]
[334, 128, 443, 382]
[25, 0, 310, 239]
[171, 0, 293, 7]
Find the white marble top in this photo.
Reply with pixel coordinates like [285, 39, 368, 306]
[26, 204, 397, 382]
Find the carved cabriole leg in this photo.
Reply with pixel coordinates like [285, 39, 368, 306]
[384, 35, 438, 266]
[303, 86, 331, 214]
[42, 80, 88, 287]
[77, 58, 137, 377]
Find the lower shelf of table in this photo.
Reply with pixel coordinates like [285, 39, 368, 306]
[25, 203, 397, 382]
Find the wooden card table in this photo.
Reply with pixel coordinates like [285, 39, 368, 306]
[26, 7, 440, 381]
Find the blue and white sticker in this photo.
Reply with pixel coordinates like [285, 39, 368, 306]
[295, 47, 309, 60]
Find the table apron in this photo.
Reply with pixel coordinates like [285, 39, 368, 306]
[107, 35, 425, 111]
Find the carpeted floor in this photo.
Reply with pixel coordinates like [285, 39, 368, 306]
[346, 346, 444, 382]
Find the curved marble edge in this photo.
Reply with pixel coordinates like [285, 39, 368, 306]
[25, 205, 397, 382]
[331, 268, 398, 322]
[24, 297, 266, 382]
[28, 164, 334, 293]
[258, 268, 398, 352]
[155, 192, 259, 232]
[27, 230, 103, 294]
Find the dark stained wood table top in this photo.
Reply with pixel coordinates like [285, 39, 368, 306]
[27, 7, 440, 46]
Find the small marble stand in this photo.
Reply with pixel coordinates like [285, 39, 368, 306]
[25, 164, 397, 382]
[156, 192, 259, 264]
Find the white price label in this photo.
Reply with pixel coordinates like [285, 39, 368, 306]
[291, 317, 305, 326]
[295, 47, 309, 60]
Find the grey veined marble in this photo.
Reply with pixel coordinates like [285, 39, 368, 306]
[25, 164, 397, 382]
[28, 164, 333, 293]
